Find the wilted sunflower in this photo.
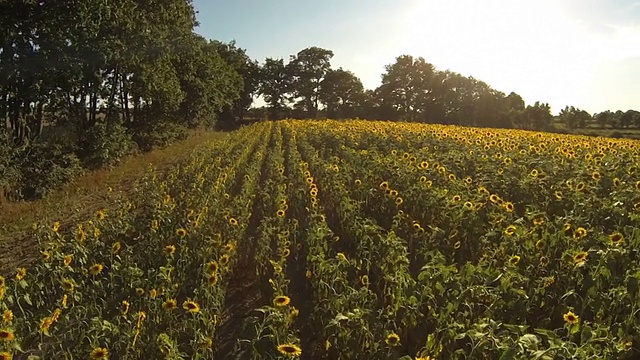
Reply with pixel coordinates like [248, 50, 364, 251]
[563, 311, 579, 325]
[163, 299, 177, 311]
[385, 333, 401, 346]
[90, 347, 109, 359]
[0, 329, 15, 342]
[273, 295, 291, 307]
[183, 300, 201, 313]
[276, 344, 302, 357]
[90, 264, 104, 276]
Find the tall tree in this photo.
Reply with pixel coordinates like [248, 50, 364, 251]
[288, 47, 334, 118]
[258, 58, 291, 120]
[319, 68, 364, 119]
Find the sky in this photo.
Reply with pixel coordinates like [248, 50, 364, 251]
[192, 0, 640, 115]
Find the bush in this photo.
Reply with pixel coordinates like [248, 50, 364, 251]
[0, 130, 23, 202]
[133, 121, 188, 151]
[20, 138, 85, 199]
[79, 122, 138, 169]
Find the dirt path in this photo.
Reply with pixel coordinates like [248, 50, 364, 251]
[0, 130, 227, 276]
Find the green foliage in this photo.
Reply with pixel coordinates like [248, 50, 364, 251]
[133, 122, 189, 152]
[20, 139, 84, 199]
[79, 122, 138, 169]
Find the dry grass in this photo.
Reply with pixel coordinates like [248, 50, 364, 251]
[0, 129, 227, 274]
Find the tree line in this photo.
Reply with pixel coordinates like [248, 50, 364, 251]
[250, 47, 640, 131]
[1, 0, 638, 201]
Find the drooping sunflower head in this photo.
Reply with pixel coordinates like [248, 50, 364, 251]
[276, 343, 302, 357]
[273, 295, 291, 307]
[385, 333, 401, 346]
[183, 300, 201, 313]
[162, 299, 177, 311]
[609, 232, 624, 245]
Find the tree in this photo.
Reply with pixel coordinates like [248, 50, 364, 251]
[288, 47, 334, 118]
[319, 68, 364, 119]
[377, 55, 439, 122]
[594, 110, 613, 128]
[524, 102, 553, 130]
[258, 58, 291, 120]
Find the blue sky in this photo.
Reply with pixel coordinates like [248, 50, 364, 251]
[193, 0, 640, 115]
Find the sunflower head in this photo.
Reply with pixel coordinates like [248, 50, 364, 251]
[574, 227, 587, 239]
[0, 329, 15, 342]
[1, 310, 13, 323]
[89, 264, 104, 276]
[273, 295, 291, 307]
[563, 311, 579, 325]
[111, 241, 122, 254]
[62, 279, 75, 292]
[509, 255, 521, 266]
[504, 225, 517, 236]
[207, 274, 219, 286]
[503, 202, 515, 212]
[183, 300, 201, 313]
[207, 261, 219, 274]
[163, 299, 177, 311]
[277, 343, 302, 356]
[574, 251, 588, 264]
[0, 351, 12, 360]
[15, 268, 26, 281]
[90, 347, 109, 359]
[229, 218, 238, 226]
[164, 245, 176, 256]
[385, 333, 401, 346]
[610, 232, 624, 245]
[277, 209, 286, 217]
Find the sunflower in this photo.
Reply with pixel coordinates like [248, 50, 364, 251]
[90, 347, 109, 359]
[613, 177, 621, 187]
[610, 232, 624, 245]
[273, 295, 291, 307]
[379, 181, 389, 189]
[89, 264, 104, 276]
[52, 221, 61, 232]
[111, 241, 122, 254]
[207, 261, 219, 274]
[448, 174, 456, 181]
[509, 255, 521, 266]
[503, 202, 515, 212]
[395, 197, 403, 205]
[136, 288, 145, 296]
[453, 241, 461, 249]
[591, 171, 601, 181]
[533, 216, 545, 226]
[354, 179, 362, 185]
[574, 227, 587, 239]
[276, 344, 302, 357]
[41, 251, 52, 261]
[419, 161, 429, 169]
[149, 289, 158, 299]
[0, 351, 12, 360]
[62, 279, 75, 292]
[489, 194, 500, 203]
[164, 245, 176, 256]
[163, 299, 177, 311]
[220, 254, 230, 266]
[360, 275, 370, 286]
[563, 311, 579, 325]
[15, 268, 26, 281]
[535, 240, 546, 251]
[61, 294, 68, 308]
[282, 248, 291, 258]
[575, 182, 585, 191]
[176, 228, 187, 238]
[0, 329, 14, 342]
[277, 209, 286, 217]
[1, 310, 12, 324]
[63, 254, 73, 267]
[452, 195, 461, 202]
[563, 223, 572, 236]
[504, 225, 516, 236]
[463, 201, 473, 210]
[574, 251, 588, 264]
[554, 191, 563, 200]
[95, 210, 106, 221]
[229, 218, 238, 226]
[385, 333, 401, 346]
[120, 300, 130, 315]
[390, 190, 399, 197]
[183, 300, 201, 313]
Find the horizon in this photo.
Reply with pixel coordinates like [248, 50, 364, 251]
[192, 0, 640, 116]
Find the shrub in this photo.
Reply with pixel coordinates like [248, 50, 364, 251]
[133, 121, 188, 151]
[79, 122, 138, 169]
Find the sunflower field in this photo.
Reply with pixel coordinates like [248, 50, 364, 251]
[1, 119, 640, 359]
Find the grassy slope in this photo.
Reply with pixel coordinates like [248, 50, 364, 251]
[0, 129, 227, 275]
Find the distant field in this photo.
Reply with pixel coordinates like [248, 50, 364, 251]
[1, 120, 639, 359]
